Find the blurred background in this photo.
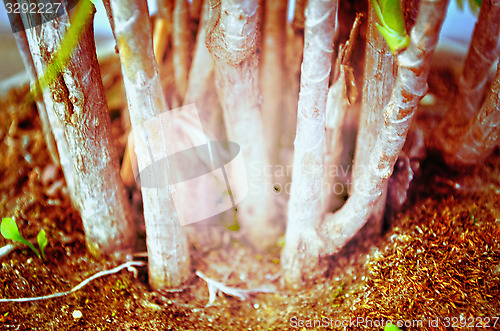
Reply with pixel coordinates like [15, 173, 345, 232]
[0, 0, 477, 90]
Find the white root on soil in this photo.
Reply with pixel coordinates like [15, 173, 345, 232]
[196, 271, 276, 306]
[22, 9, 135, 257]
[108, 0, 191, 289]
[0, 261, 145, 302]
[281, 0, 338, 285]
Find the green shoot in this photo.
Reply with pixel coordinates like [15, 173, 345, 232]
[456, 0, 482, 15]
[1, 217, 48, 259]
[384, 323, 403, 331]
[371, 0, 410, 54]
[37, 230, 48, 259]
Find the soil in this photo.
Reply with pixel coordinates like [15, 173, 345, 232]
[0, 56, 499, 331]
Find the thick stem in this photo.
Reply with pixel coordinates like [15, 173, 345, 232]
[280, 17, 304, 179]
[443, 61, 500, 165]
[322, 67, 349, 213]
[260, 0, 286, 165]
[12, 27, 60, 167]
[154, 0, 174, 65]
[281, 0, 338, 286]
[322, 15, 361, 213]
[320, 0, 449, 257]
[23, 3, 135, 257]
[184, 0, 224, 140]
[189, 0, 203, 19]
[435, 0, 500, 153]
[173, 0, 192, 101]
[206, 0, 281, 249]
[351, 3, 396, 234]
[184, 0, 213, 105]
[107, 0, 190, 289]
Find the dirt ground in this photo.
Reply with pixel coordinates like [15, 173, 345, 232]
[0, 57, 499, 330]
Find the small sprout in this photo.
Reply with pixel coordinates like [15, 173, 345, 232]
[37, 230, 48, 259]
[225, 220, 240, 232]
[456, 0, 482, 15]
[277, 235, 285, 247]
[1, 217, 47, 259]
[371, 0, 410, 54]
[385, 323, 403, 331]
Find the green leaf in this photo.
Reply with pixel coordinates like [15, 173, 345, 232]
[455, 0, 482, 15]
[371, 0, 410, 53]
[376, 23, 410, 54]
[1, 218, 41, 258]
[385, 323, 403, 331]
[37, 230, 48, 259]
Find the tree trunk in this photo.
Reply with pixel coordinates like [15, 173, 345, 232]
[319, 0, 449, 257]
[12, 25, 60, 167]
[260, 0, 286, 165]
[435, 0, 500, 155]
[23, 1, 135, 257]
[206, 0, 281, 249]
[184, 0, 224, 139]
[185, 0, 213, 106]
[281, 0, 338, 286]
[442, 61, 500, 165]
[322, 14, 361, 213]
[280, 10, 304, 182]
[351, 2, 396, 235]
[173, 0, 192, 101]
[153, 0, 174, 65]
[107, 0, 190, 289]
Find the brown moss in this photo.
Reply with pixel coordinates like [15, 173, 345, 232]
[0, 56, 499, 330]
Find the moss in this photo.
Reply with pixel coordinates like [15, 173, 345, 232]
[1, 57, 498, 330]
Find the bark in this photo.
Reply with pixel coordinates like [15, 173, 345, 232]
[12, 27, 60, 167]
[189, 0, 203, 19]
[322, 75, 348, 213]
[173, 0, 192, 101]
[322, 15, 361, 213]
[153, 0, 173, 65]
[280, 16, 303, 179]
[319, 0, 449, 257]
[351, 3, 396, 235]
[184, 0, 213, 105]
[435, 0, 500, 154]
[23, 1, 135, 257]
[281, 0, 338, 285]
[442, 61, 500, 165]
[260, 0, 286, 165]
[184, 0, 224, 140]
[206, 0, 281, 249]
[107, 0, 190, 288]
